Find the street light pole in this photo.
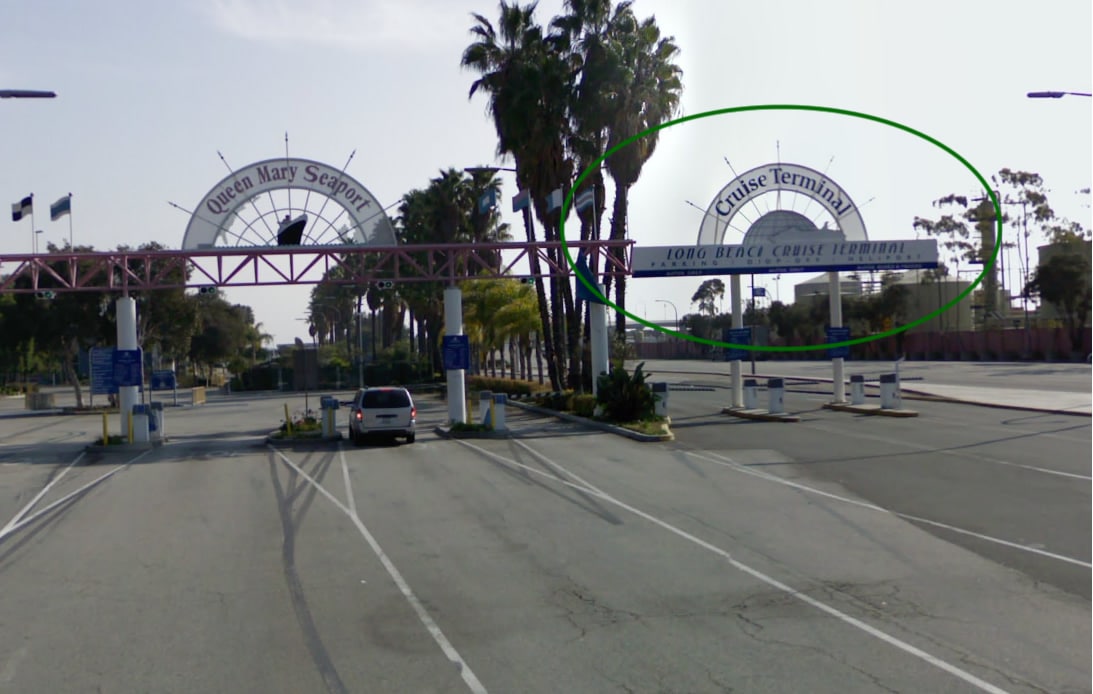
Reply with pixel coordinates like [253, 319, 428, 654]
[1027, 91, 1092, 98]
[655, 299, 679, 333]
[0, 89, 56, 98]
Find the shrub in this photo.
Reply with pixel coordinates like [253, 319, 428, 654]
[469, 376, 550, 396]
[571, 394, 597, 418]
[533, 390, 574, 411]
[596, 362, 656, 423]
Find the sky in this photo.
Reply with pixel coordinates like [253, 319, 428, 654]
[2, 0, 1090, 345]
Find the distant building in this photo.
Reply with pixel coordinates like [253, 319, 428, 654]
[891, 269, 972, 333]
[792, 272, 862, 304]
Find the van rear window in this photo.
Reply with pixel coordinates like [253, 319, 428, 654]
[361, 390, 411, 408]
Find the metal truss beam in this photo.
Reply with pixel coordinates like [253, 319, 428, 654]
[0, 240, 634, 294]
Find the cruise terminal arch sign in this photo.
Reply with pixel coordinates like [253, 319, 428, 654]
[632, 162, 938, 278]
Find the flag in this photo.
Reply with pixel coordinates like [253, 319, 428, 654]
[477, 188, 496, 214]
[575, 188, 595, 212]
[752, 286, 767, 298]
[50, 194, 71, 221]
[511, 189, 530, 212]
[11, 194, 32, 222]
[545, 187, 564, 213]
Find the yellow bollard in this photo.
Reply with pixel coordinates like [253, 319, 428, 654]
[128, 411, 134, 444]
[283, 403, 293, 437]
[102, 412, 109, 446]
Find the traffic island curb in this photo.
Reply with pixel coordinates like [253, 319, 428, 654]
[823, 402, 919, 417]
[265, 430, 344, 447]
[84, 440, 162, 453]
[508, 400, 674, 442]
[721, 407, 801, 423]
[433, 425, 510, 440]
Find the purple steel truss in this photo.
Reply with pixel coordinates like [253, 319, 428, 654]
[0, 240, 633, 294]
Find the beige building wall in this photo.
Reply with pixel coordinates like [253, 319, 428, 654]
[894, 270, 973, 333]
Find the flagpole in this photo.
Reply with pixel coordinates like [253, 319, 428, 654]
[67, 193, 73, 248]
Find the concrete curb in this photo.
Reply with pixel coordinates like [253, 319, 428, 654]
[84, 440, 161, 453]
[508, 400, 673, 442]
[433, 425, 510, 440]
[822, 403, 919, 417]
[265, 430, 344, 446]
[0, 409, 65, 419]
[720, 407, 801, 423]
[744, 373, 1091, 418]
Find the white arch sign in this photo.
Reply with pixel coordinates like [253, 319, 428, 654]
[182, 157, 396, 249]
[697, 162, 868, 245]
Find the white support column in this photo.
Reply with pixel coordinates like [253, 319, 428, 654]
[730, 275, 743, 408]
[444, 286, 467, 425]
[590, 284, 610, 396]
[828, 271, 846, 404]
[116, 296, 139, 437]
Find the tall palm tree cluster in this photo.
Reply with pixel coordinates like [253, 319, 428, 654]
[309, 0, 683, 392]
[308, 168, 521, 377]
[462, 0, 683, 391]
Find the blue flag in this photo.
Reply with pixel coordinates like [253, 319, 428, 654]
[50, 194, 71, 221]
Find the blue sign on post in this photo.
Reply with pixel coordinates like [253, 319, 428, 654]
[90, 347, 117, 395]
[826, 326, 852, 359]
[724, 327, 752, 361]
[113, 349, 144, 388]
[151, 370, 176, 391]
[442, 335, 470, 371]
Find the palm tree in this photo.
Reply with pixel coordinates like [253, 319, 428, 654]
[601, 13, 683, 336]
[463, 1, 573, 391]
[494, 282, 541, 380]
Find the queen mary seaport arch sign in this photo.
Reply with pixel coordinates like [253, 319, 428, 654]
[627, 160, 938, 410]
[181, 157, 397, 249]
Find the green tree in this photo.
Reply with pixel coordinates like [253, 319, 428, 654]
[690, 279, 725, 318]
[1025, 249, 1091, 350]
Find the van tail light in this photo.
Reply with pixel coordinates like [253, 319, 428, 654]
[355, 411, 362, 421]
[411, 407, 416, 418]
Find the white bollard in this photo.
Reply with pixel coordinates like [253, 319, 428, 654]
[652, 382, 669, 418]
[492, 393, 507, 431]
[743, 379, 759, 409]
[879, 373, 901, 409]
[850, 374, 866, 405]
[767, 378, 785, 414]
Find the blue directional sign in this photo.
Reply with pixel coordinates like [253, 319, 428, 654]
[724, 327, 751, 361]
[826, 326, 852, 359]
[113, 349, 144, 388]
[90, 347, 116, 395]
[442, 335, 470, 371]
[151, 370, 176, 391]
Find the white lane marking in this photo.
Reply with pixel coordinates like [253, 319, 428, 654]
[0, 450, 151, 542]
[687, 450, 1091, 569]
[456, 439, 1012, 694]
[270, 446, 488, 694]
[1, 451, 85, 534]
[990, 460, 1090, 481]
[338, 444, 357, 517]
[799, 420, 1091, 482]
